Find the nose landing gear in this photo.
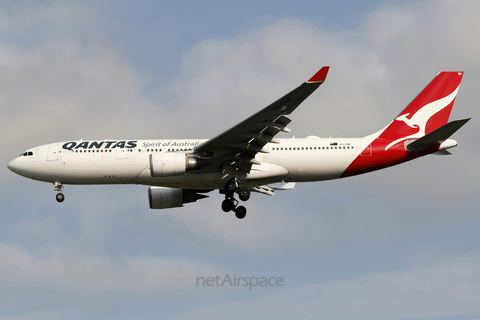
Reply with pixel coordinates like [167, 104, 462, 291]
[221, 180, 250, 219]
[54, 181, 64, 203]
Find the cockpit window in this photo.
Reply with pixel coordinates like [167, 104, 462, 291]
[20, 151, 34, 157]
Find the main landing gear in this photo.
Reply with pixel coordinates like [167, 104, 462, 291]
[221, 180, 251, 219]
[54, 181, 64, 203]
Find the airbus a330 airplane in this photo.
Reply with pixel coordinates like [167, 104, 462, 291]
[8, 67, 470, 219]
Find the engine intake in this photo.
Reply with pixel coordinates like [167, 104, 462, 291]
[148, 187, 208, 209]
[149, 153, 197, 177]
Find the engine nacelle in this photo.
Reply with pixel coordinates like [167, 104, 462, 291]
[149, 153, 197, 177]
[148, 187, 208, 209]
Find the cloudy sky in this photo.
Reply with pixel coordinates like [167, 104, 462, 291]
[1, 0, 479, 319]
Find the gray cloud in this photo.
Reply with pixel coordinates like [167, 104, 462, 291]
[0, 242, 223, 296]
[186, 249, 480, 320]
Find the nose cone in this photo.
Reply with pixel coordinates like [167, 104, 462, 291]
[7, 158, 22, 175]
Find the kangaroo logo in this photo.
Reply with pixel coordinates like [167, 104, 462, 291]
[385, 86, 460, 150]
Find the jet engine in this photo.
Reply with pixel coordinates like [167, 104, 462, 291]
[149, 153, 198, 177]
[148, 187, 208, 209]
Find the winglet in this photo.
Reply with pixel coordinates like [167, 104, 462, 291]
[307, 66, 330, 83]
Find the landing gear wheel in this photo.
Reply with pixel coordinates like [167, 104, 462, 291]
[221, 179, 248, 218]
[225, 180, 236, 194]
[235, 206, 247, 219]
[56, 193, 65, 203]
[221, 199, 234, 212]
[238, 188, 250, 201]
[54, 181, 64, 203]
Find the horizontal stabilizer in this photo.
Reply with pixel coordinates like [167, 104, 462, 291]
[406, 118, 470, 153]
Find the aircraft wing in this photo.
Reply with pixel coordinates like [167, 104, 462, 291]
[193, 67, 329, 176]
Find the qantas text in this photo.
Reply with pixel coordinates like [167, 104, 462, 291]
[62, 141, 138, 150]
[61, 140, 203, 150]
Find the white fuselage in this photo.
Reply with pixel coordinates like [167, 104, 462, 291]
[8, 137, 372, 189]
